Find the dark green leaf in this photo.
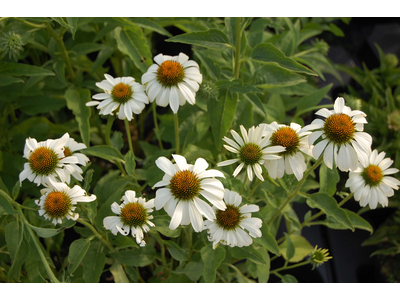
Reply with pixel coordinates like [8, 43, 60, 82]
[91, 46, 114, 73]
[370, 247, 400, 257]
[82, 242, 106, 283]
[52, 17, 73, 29]
[252, 43, 316, 76]
[152, 214, 182, 238]
[19, 95, 66, 116]
[68, 238, 91, 274]
[0, 189, 18, 215]
[124, 150, 136, 177]
[215, 79, 262, 94]
[229, 245, 266, 265]
[66, 17, 79, 39]
[80, 145, 125, 164]
[130, 17, 172, 37]
[11, 180, 20, 200]
[295, 83, 333, 116]
[253, 63, 306, 88]
[27, 223, 60, 238]
[174, 261, 204, 281]
[111, 249, 156, 267]
[0, 74, 24, 86]
[315, 209, 373, 234]
[0, 62, 54, 77]
[200, 244, 226, 283]
[194, 49, 220, 81]
[167, 29, 234, 50]
[110, 131, 124, 152]
[254, 223, 281, 256]
[318, 162, 340, 196]
[163, 240, 189, 261]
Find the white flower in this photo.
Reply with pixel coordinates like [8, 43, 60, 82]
[217, 125, 285, 181]
[19, 133, 80, 186]
[103, 190, 155, 247]
[141, 52, 202, 114]
[345, 149, 400, 209]
[203, 189, 262, 249]
[36, 180, 96, 225]
[303, 97, 372, 171]
[86, 74, 149, 120]
[262, 122, 313, 181]
[153, 154, 226, 232]
[62, 137, 90, 181]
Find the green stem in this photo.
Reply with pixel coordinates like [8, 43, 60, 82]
[152, 102, 164, 150]
[76, 218, 114, 252]
[151, 232, 168, 277]
[267, 155, 324, 226]
[173, 113, 180, 154]
[46, 22, 75, 81]
[248, 179, 262, 202]
[233, 17, 242, 79]
[240, 175, 248, 194]
[272, 260, 311, 274]
[124, 118, 134, 154]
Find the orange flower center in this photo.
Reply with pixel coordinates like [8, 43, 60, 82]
[120, 202, 147, 227]
[157, 60, 185, 87]
[215, 204, 242, 230]
[270, 127, 300, 156]
[362, 165, 383, 186]
[323, 113, 356, 145]
[111, 82, 133, 104]
[44, 191, 71, 218]
[29, 147, 59, 175]
[169, 170, 201, 201]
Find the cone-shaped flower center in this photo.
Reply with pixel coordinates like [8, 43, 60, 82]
[120, 202, 147, 227]
[362, 165, 383, 186]
[215, 204, 242, 230]
[323, 113, 356, 144]
[239, 143, 263, 165]
[44, 191, 71, 218]
[63, 146, 72, 157]
[310, 247, 332, 267]
[29, 147, 59, 175]
[169, 170, 201, 201]
[270, 127, 300, 156]
[157, 60, 185, 87]
[111, 83, 133, 104]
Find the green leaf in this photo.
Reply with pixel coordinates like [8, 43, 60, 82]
[328, 23, 344, 37]
[200, 244, 226, 283]
[306, 193, 354, 231]
[215, 79, 262, 94]
[282, 274, 298, 283]
[52, 17, 73, 29]
[166, 29, 234, 50]
[253, 63, 306, 88]
[163, 240, 189, 262]
[315, 209, 373, 234]
[91, 46, 114, 73]
[229, 245, 266, 265]
[255, 245, 271, 283]
[295, 83, 333, 117]
[111, 249, 156, 267]
[80, 145, 125, 164]
[194, 49, 220, 81]
[318, 163, 340, 196]
[66, 17, 79, 39]
[11, 180, 20, 200]
[110, 262, 130, 283]
[64, 88, 91, 147]
[370, 247, 400, 257]
[19, 95, 66, 116]
[130, 17, 172, 37]
[174, 261, 204, 281]
[0, 62, 54, 77]
[0, 189, 18, 215]
[110, 131, 124, 151]
[26, 223, 60, 238]
[68, 238, 91, 274]
[207, 89, 237, 150]
[254, 223, 281, 256]
[279, 234, 314, 263]
[252, 43, 316, 76]
[124, 150, 136, 177]
[114, 26, 152, 73]
[82, 243, 106, 283]
[0, 74, 24, 86]
[5, 221, 29, 281]
[152, 214, 182, 238]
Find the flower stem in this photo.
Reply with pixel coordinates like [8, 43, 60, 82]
[240, 175, 248, 194]
[173, 113, 180, 154]
[152, 102, 164, 150]
[267, 155, 324, 226]
[124, 118, 134, 154]
[271, 260, 311, 274]
[76, 218, 114, 252]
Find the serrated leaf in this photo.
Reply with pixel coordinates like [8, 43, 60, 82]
[80, 145, 125, 164]
[0, 62, 54, 77]
[253, 63, 306, 88]
[163, 240, 189, 261]
[252, 43, 316, 76]
[306, 193, 354, 231]
[279, 234, 314, 263]
[167, 29, 234, 50]
[64, 88, 91, 147]
[68, 238, 91, 274]
[200, 244, 226, 283]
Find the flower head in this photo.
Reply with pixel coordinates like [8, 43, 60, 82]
[86, 74, 149, 120]
[19, 133, 80, 186]
[303, 97, 372, 171]
[203, 189, 262, 249]
[217, 125, 285, 181]
[36, 181, 96, 225]
[153, 154, 226, 232]
[103, 190, 155, 247]
[310, 246, 332, 269]
[263, 122, 313, 181]
[0, 31, 24, 61]
[141, 53, 202, 114]
[345, 149, 400, 209]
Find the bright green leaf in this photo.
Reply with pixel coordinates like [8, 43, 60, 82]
[318, 163, 340, 196]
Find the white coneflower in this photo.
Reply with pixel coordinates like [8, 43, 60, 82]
[153, 154, 226, 232]
[103, 190, 155, 247]
[62, 137, 90, 181]
[203, 189, 262, 249]
[36, 181, 96, 225]
[262, 122, 313, 181]
[217, 125, 285, 181]
[141, 53, 202, 114]
[19, 133, 79, 186]
[345, 149, 400, 209]
[303, 97, 372, 171]
[86, 74, 149, 120]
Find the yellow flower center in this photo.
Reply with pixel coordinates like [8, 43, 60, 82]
[111, 82, 133, 104]
[169, 170, 201, 201]
[362, 165, 383, 187]
[44, 191, 71, 218]
[239, 143, 263, 165]
[215, 204, 242, 230]
[29, 147, 59, 175]
[270, 127, 300, 156]
[157, 60, 185, 87]
[323, 113, 356, 145]
[120, 202, 147, 227]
